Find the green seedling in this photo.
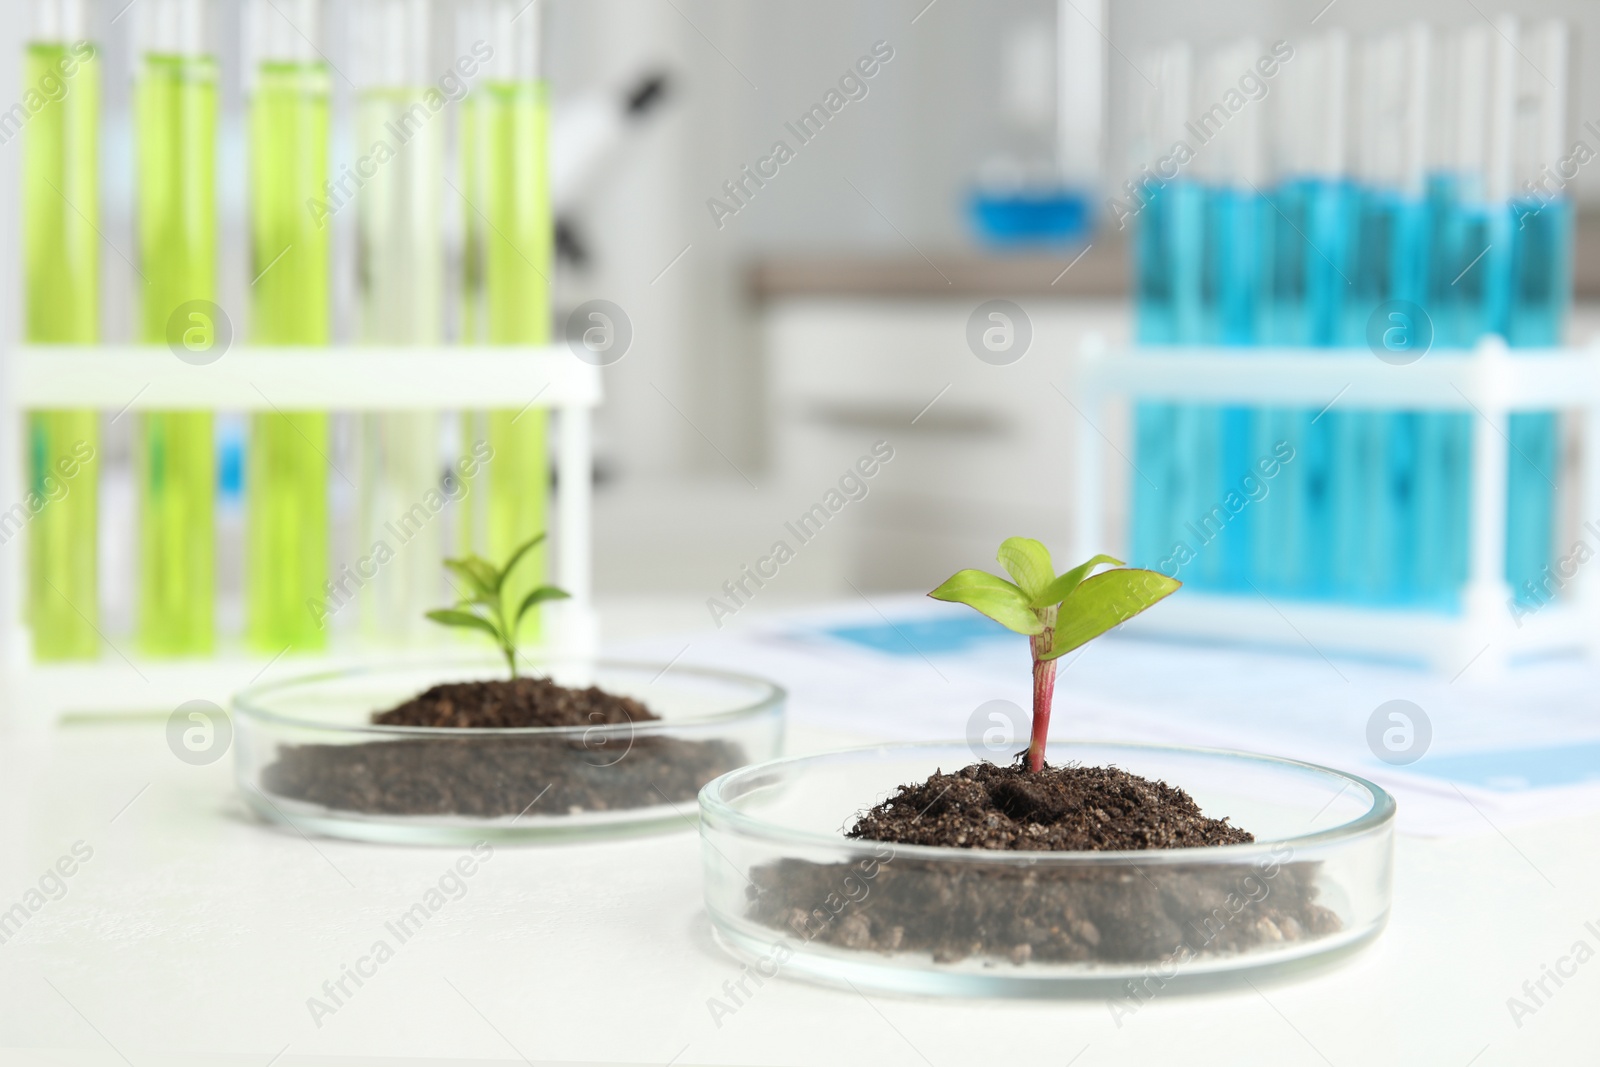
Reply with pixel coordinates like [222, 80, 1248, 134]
[425, 532, 570, 678]
[930, 538, 1180, 772]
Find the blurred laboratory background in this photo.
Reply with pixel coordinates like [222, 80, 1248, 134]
[4, 0, 1599, 659]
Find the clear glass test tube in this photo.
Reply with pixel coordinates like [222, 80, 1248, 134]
[1126, 43, 1191, 581]
[352, 0, 445, 646]
[1254, 38, 1316, 598]
[1350, 26, 1431, 605]
[1503, 19, 1572, 606]
[459, 0, 552, 644]
[135, 0, 217, 655]
[1260, 33, 1358, 601]
[1415, 26, 1499, 608]
[246, 0, 331, 652]
[1189, 39, 1265, 593]
[24, 0, 101, 660]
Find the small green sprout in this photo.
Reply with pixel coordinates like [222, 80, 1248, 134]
[930, 538, 1180, 772]
[426, 532, 571, 678]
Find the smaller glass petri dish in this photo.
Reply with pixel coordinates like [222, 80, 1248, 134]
[234, 657, 784, 845]
[700, 741, 1395, 996]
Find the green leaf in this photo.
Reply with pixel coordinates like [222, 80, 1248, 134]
[444, 557, 499, 599]
[996, 537, 1054, 600]
[1040, 569, 1180, 660]
[514, 585, 571, 629]
[1032, 553, 1125, 608]
[495, 532, 548, 593]
[928, 569, 1043, 635]
[425, 608, 503, 643]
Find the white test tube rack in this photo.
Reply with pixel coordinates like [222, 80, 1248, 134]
[0, 345, 601, 719]
[1071, 335, 1600, 677]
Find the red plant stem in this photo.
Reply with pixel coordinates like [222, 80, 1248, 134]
[1027, 627, 1057, 772]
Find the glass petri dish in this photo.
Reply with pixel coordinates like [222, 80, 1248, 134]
[234, 657, 785, 844]
[700, 741, 1394, 996]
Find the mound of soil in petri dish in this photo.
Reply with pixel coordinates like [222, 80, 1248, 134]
[259, 677, 743, 818]
[746, 759, 1341, 966]
[846, 761, 1255, 851]
[374, 676, 653, 730]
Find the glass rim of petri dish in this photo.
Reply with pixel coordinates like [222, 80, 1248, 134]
[233, 654, 787, 740]
[700, 739, 1397, 865]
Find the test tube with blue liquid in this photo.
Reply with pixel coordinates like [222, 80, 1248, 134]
[1127, 44, 1197, 576]
[1256, 34, 1356, 599]
[1343, 27, 1430, 604]
[1502, 20, 1572, 607]
[1187, 39, 1267, 591]
[1418, 26, 1506, 610]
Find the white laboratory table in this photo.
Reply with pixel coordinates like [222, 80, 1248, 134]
[0, 703, 1594, 1067]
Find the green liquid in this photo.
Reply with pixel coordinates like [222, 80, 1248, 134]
[24, 42, 102, 660]
[136, 53, 216, 655]
[461, 81, 551, 641]
[356, 89, 443, 645]
[248, 61, 331, 652]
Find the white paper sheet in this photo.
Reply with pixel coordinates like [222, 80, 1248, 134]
[611, 594, 1600, 837]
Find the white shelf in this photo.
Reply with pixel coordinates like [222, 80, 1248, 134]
[1079, 336, 1597, 409]
[12, 345, 601, 410]
[4, 606, 600, 724]
[1125, 591, 1584, 675]
[1071, 333, 1600, 674]
[0, 343, 602, 717]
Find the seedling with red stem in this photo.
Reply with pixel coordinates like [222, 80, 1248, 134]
[930, 538, 1180, 771]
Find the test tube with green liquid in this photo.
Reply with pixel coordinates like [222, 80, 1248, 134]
[246, 0, 330, 652]
[23, 0, 100, 660]
[354, 0, 445, 646]
[460, 0, 552, 644]
[134, 0, 216, 655]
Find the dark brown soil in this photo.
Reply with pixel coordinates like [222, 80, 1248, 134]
[846, 761, 1253, 851]
[745, 760, 1341, 966]
[374, 677, 654, 729]
[258, 677, 742, 818]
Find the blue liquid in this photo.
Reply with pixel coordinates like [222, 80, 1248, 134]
[1126, 177, 1350, 597]
[1412, 173, 1482, 609]
[1504, 196, 1570, 604]
[1129, 178, 1174, 574]
[1255, 177, 1357, 599]
[1339, 188, 1429, 603]
[1335, 189, 1387, 601]
[1129, 179, 1205, 577]
[968, 187, 1090, 247]
[1199, 184, 1263, 590]
[217, 416, 244, 501]
[1254, 178, 1315, 597]
[1131, 179, 1260, 591]
[1129, 169, 1569, 615]
[1129, 397, 1178, 572]
[1381, 193, 1429, 606]
[1200, 186, 1264, 346]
